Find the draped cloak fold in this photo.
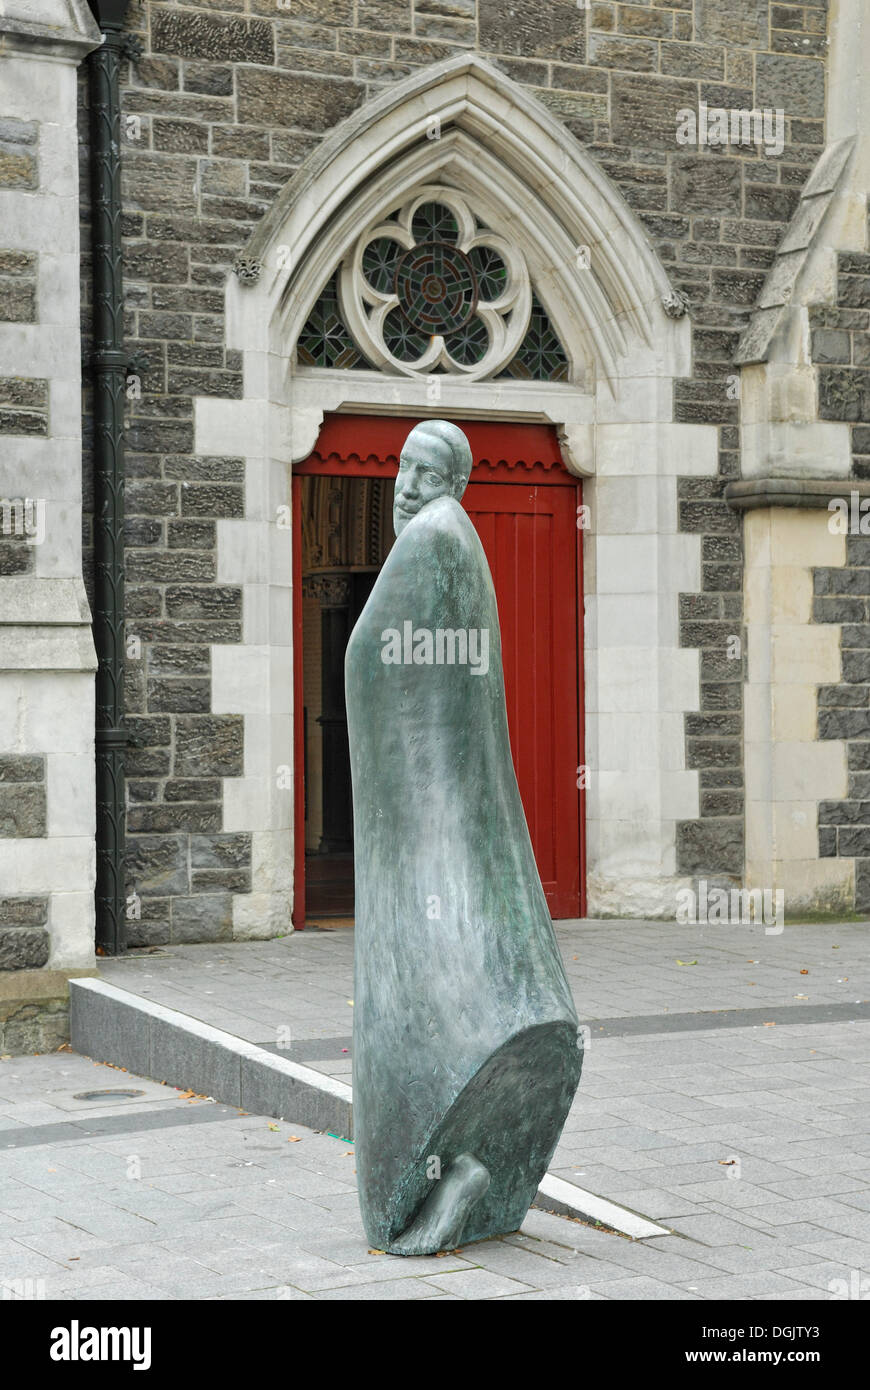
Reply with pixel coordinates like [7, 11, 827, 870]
[346, 495, 583, 1249]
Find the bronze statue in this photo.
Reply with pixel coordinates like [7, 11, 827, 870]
[345, 420, 582, 1255]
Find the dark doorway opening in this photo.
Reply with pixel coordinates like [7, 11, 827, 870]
[297, 473, 395, 920]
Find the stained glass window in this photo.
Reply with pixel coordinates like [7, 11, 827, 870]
[395, 241, 477, 335]
[382, 307, 429, 364]
[361, 238, 401, 296]
[500, 296, 569, 382]
[446, 316, 489, 367]
[411, 200, 459, 244]
[296, 272, 363, 369]
[296, 198, 570, 381]
[470, 245, 507, 303]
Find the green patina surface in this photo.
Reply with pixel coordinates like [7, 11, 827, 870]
[345, 421, 583, 1255]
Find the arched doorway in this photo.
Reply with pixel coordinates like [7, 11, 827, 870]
[292, 416, 585, 927]
[210, 53, 703, 936]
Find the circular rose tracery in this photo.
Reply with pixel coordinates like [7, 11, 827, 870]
[341, 187, 532, 380]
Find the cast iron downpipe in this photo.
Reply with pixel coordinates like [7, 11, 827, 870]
[86, 0, 135, 954]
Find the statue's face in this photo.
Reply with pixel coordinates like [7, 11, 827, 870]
[393, 432, 456, 535]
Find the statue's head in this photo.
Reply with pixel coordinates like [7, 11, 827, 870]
[393, 420, 473, 536]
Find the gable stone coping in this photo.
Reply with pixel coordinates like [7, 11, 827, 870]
[735, 138, 856, 365]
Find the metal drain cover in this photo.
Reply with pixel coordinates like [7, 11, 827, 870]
[73, 1088, 146, 1101]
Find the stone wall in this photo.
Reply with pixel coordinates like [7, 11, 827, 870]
[810, 220, 870, 911]
[0, 0, 101, 1051]
[0, 119, 46, 579]
[80, 0, 833, 933]
[742, 504, 852, 915]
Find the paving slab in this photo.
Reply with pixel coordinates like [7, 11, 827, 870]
[2, 918, 869, 1299]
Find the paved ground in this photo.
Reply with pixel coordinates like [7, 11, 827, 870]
[1, 919, 868, 1300]
[99, 918, 868, 1076]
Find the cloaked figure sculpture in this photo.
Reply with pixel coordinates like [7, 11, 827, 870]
[345, 420, 583, 1256]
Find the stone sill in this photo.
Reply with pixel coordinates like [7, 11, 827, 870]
[726, 477, 870, 511]
[0, 967, 99, 1004]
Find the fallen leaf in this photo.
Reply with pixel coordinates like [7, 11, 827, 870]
[288, 1136, 301, 1142]
[794, 994, 809, 999]
[368, 1248, 385, 1256]
[676, 959, 697, 966]
[268, 1123, 279, 1132]
[347, 999, 354, 1006]
[763, 1022, 776, 1027]
[718, 1159, 737, 1167]
[800, 969, 809, 975]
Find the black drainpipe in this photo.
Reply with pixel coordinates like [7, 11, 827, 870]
[85, 0, 138, 954]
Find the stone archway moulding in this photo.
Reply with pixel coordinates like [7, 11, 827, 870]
[196, 54, 720, 932]
[229, 54, 690, 404]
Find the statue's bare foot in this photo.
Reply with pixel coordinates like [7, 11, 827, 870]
[388, 1153, 490, 1256]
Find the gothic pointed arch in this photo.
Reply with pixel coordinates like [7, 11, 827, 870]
[208, 54, 715, 930]
[235, 54, 689, 394]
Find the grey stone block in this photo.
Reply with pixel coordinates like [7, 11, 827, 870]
[676, 816, 744, 875]
[0, 925, 50, 969]
[70, 980, 151, 1077]
[190, 832, 251, 868]
[0, 784, 46, 837]
[152, 12, 274, 65]
[0, 995, 68, 1052]
[813, 595, 867, 625]
[757, 51, 825, 119]
[0, 754, 44, 782]
[837, 826, 870, 857]
[479, 0, 585, 61]
[236, 69, 364, 132]
[240, 1053, 353, 1139]
[696, 0, 767, 47]
[812, 328, 852, 364]
[169, 893, 233, 942]
[173, 715, 243, 776]
[128, 803, 221, 835]
[126, 833, 189, 897]
[149, 1013, 242, 1104]
[855, 858, 870, 910]
[820, 710, 870, 742]
[0, 896, 47, 925]
[0, 141, 38, 191]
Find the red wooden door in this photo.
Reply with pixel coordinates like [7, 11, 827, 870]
[464, 482, 583, 918]
[293, 416, 585, 925]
